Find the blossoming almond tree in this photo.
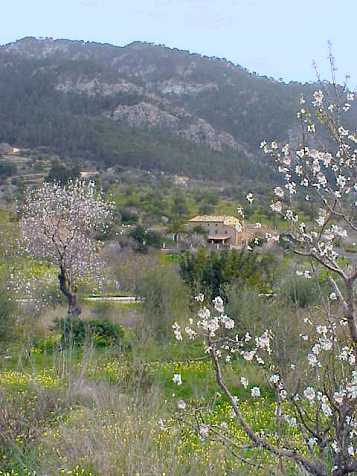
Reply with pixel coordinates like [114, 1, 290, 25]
[20, 180, 113, 317]
[172, 68, 357, 475]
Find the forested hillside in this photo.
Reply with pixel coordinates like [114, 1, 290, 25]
[0, 37, 353, 182]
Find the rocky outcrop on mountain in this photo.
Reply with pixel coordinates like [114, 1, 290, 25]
[0, 37, 299, 156]
[179, 120, 239, 151]
[1, 37, 351, 182]
[109, 102, 179, 128]
[108, 102, 238, 152]
[51, 66, 241, 151]
[55, 77, 144, 96]
[52, 57, 241, 151]
[157, 79, 218, 96]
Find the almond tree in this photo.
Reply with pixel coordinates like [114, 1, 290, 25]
[172, 66, 357, 475]
[20, 180, 113, 317]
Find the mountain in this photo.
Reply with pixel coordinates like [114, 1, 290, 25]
[0, 37, 340, 183]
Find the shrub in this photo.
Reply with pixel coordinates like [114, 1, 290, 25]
[279, 274, 321, 308]
[45, 162, 81, 186]
[129, 225, 162, 252]
[138, 266, 190, 339]
[226, 285, 269, 335]
[180, 248, 277, 299]
[0, 290, 15, 342]
[105, 248, 160, 293]
[120, 207, 139, 225]
[32, 334, 62, 353]
[226, 285, 304, 373]
[54, 318, 125, 348]
[0, 161, 17, 179]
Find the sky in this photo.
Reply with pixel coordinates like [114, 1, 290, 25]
[1, 0, 356, 84]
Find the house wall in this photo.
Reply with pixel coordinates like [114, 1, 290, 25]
[190, 221, 238, 244]
[188, 219, 276, 249]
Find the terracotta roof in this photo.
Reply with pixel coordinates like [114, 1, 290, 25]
[189, 215, 241, 226]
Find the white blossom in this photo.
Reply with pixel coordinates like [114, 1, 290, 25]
[213, 296, 224, 313]
[312, 90, 324, 106]
[240, 377, 249, 388]
[304, 387, 316, 401]
[246, 192, 254, 204]
[172, 322, 183, 341]
[269, 374, 280, 384]
[274, 187, 285, 198]
[199, 424, 210, 439]
[251, 387, 261, 398]
[177, 400, 186, 410]
[172, 374, 182, 386]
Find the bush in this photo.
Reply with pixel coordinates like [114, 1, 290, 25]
[279, 274, 321, 308]
[226, 285, 269, 336]
[226, 285, 305, 374]
[120, 207, 139, 225]
[138, 266, 190, 339]
[180, 248, 277, 299]
[0, 291, 15, 342]
[129, 225, 162, 252]
[45, 162, 81, 186]
[32, 334, 62, 353]
[54, 318, 125, 348]
[0, 161, 17, 179]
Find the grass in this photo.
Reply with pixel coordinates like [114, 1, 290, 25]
[0, 266, 315, 475]
[0, 332, 289, 476]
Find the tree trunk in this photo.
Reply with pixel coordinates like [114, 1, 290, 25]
[345, 278, 357, 344]
[58, 266, 81, 318]
[67, 291, 81, 318]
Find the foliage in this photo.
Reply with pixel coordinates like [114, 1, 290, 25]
[0, 348, 276, 475]
[32, 334, 62, 353]
[54, 318, 125, 348]
[179, 248, 277, 299]
[226, 285, 304, 373]
[0, 289, 15, 342]
[138, 265, 190, 339]
[0, 385, 65, 473]
[279, 273, 322, 308]
[45, 161, 81, 185]
[0, 160, 17, 179]
[169, 191, 189, 223]
[118, 207, 138, 225]
[103, 246, 160, 293]
[129, 225, 162, 252]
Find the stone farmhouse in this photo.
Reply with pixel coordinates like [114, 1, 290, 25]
[188, 215, 276, 249]
[188, 215, 247, 247]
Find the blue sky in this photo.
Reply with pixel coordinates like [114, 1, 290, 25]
[2, 0, 356, 83]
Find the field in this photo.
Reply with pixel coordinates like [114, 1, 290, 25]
[0, 194, 352, 476]
[0, 259, 329, 476]
[0, 334, 293, 476]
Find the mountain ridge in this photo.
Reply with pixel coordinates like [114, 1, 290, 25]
[0, 37, 341, 183]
